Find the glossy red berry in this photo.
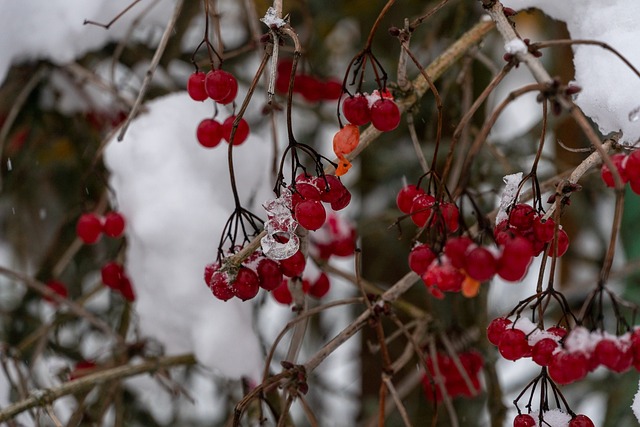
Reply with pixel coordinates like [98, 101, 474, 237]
[508, 204, 536, 231]
[295, 200, 327, 231]
[497, 236, 533, 282]
[257, 258, 283, 291]
[76, 213, 103, 244]
[410, 194, 436, 227]
[309, 272, 330, 298]
[280, 250, 306, 278]
[533, 216, 555, 243]
[342, 95, 371, 126]
[205, 70, 238, 104]
[272, 280, 293, 305]
[569, 415, 595, 427]
[423, 262, 464, 293]
[330, 188, 352, 211]
[316, 175, 346, 204]
[532, 338, 558, 366]
[513, 414, 536, 427]
[370, 99, 400, 132]
[548, 351, 588, 384]
[601, 153, 628, 187]
[408, 244, 436, 275]
[103, 212, 126, 238]
[464, 246, 497, 282]
[222, 116, 250, 146]
[187, 71, 208, 101]
[444, 236, 473, 270]
[498, 328, 530, 361]
[101, 262, 124, 289]
[233, 267, 260, 301]
[547, 228, 569, 257]
[487, 317, 512, 346]
[291, 182, 322, 207]
[440, 202, 460, 232]
[396, 184, 424, 214]
[196, 119, 223, 148]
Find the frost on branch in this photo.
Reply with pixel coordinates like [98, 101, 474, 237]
[496, 172, 523, 224]
[260, 6, 287, 28]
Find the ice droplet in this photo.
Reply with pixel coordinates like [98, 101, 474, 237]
[261, 233, 299, 260]
[629, 105, 640, 122]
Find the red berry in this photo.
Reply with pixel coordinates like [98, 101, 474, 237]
[342, 95, 371, 126]
[508, 204, 536, 231]
[76, 213, 103, 244]
[548, 351, 588, 384]
[295, 75, 324, 103]
[464, 246, 497, 282]
[280, 250, 306, 278]
[444, 236, 473, 269]
[625, 150, 640, 182]
[440, 202, 460, 232]
[316, 175, 347, 204]
[233, 267, 260, 301]
[118, 275, 136, 302]
[103, 212, 126, 238]
[330, 188, 352, 211]
[187, 71, 208, 101]
[204, 263, 219, 285]
[410, 194, 436, 227]
[291, 182, 322, 207]
[533, 216, 555, 243]
[44, 280, 68, 303]
[594, 339, 631, 372]
[601, 153, 628, 187]
[272, 280, 293, 305]
[497, 236, 533, 282]
[498, 328, 530, 361]
[423, 262, 464, 293]
[196, 119, 223, 148]
[210, 272, 234, 301]
[532, 338, 558, 366]
[322, 79, 343, 100]
[547, 228, 569, 257]
[257, 258, 283, 291]
[487, 317, 512, 346]
[396, 184, 424, 214]
[205, 70, 238, 103]
[295, 200, 327, 231]
[101, 262, 124, 289]
[370, 99, 400, 132]
[547, 326, 567, 339]
[408, 244, 436, 275]
[513, 414, 536, 427]
[569, 415, 595, 427]
[222, 116, 250, 146]
[309, 272, 330, 298]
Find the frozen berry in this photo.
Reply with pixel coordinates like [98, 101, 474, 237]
[210, 272, 234, 301]
[76, 213, 103, 244]
[532, 338, 558, 366]
[370, 99, 400, 132]
[342, 94, 371, 126]
[103, 212, 126, 238]
[196, 119, 223, 148]
[187, 71, 208, 101]
[508, 204, 535, 231]
[222, 116, 250, 146]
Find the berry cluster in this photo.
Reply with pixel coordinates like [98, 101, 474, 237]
[600, 150, 640, 194]
[421, 350, 483, 401]
[275, 59, 342, 103]
[271, 271, 332, 305]
[488, 317, 640, 383]
[513, 411, 594, 427]
[342, 90, 400, 132]
[76, 211, 126, 244]
[290, 174, 351, 231]
[100, 262, 136, 302]
[187, 69, 250, 148]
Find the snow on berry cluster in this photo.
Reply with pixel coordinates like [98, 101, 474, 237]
[488, 317, 640, 383]
[600, 150, 640, 193]
[187, 68, 250, 148]
[513, 411, 594, 427]
[421, 350, 483, 401]
[275, 59, 342, 103]
[76, 211, 126, 244]
[342, 90, 401, 132]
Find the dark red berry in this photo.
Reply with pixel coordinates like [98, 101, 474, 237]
[322, 79, 343, 100]
[257, 258, 283, 291]
[532, 338, 558, 366]
[316, 175, 346, 204]
[546, 228, 569, 257]
[272, 280, 293, 305]
[408, 244, 436, 275]
[370, 99, 400, 132]
[330, 188, 352, 211]
[196, 119, 223, 148]
[233, 267, 260, 301]
[508, 204, 536, 231]
[295, 200, 327, 231]
[625, 150, 640, 183]
[569, 415, 595, 427]
[513, 414, 536, 427]
[44, 280, 68, 303]
[103, 212, 126, 238]
[101, 262, 124, 289]
[309, 273, 330, 298]
[210, 272, 234, 301]
[291, 182, 322, 207]
[410, 194, 436, 227]
[498, 328, 530, 361]
[76, 213, 103, 244]
[464, 246, 497, 282]
[396, 184, 424, 214]
[280, 250, 306, 277]
[118, 276, 136, 302]
[440, 202, 460, 232]
[497, 236, 533, 282]
[548, 351, 588, 384]
[187, 72, 208, 101]
[342, 95, 371, 126]
[600, 153, 628, 187]
[222, 116, 250, 146]
[533, 216, 555, 243]
[205, 70, 238, 103]
[444, 236, 473, 270]
[487, 317, 512, 346]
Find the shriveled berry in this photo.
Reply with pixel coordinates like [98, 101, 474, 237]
[196, 119, 223, 148]
[370, 99, 400, 132]
[513, 414, 536, 427]
[233, 267, 260, 301]
[309, 272, 330, 298]
[187, 71, 208, 101]
[222, 116, 250, 145]
[76, 213, 103, 244]
[103, 212, 126, 238]
[333, 124, 359, 156]
[342, 95, 371, 126]
[280, 250, 306, 277]
[295, 199, 326, 231]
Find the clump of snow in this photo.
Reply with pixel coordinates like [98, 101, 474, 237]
[505, 39, 527, 55]
[260, 6, 286, 28]
[104, 92, 271, 380]
[529, 409, 572, 427]
[502, 0, 640, 144]
[496, 172, 522, 224]
[633, 379, 640, 422]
